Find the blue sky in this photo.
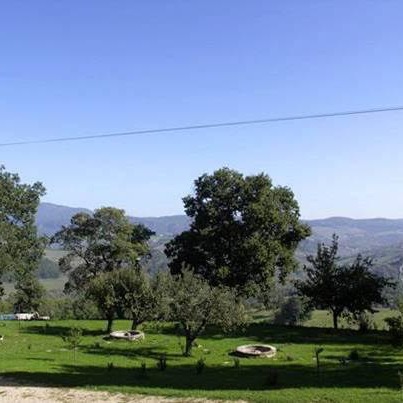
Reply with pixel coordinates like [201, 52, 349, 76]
[1, 0, 403, 218]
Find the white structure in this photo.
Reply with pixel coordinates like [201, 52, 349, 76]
[15, 313, 36, 321]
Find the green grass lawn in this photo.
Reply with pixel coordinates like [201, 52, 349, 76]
[0, 319, 402, 402]
[305, 309, 396, 330]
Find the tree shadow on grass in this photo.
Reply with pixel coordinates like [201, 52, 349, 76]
[2, 360, 402, 392]
[82, 345, 184, 361]
[22, 325, 106, 337]
[322, 344, 403, 365]
[242, 323, 393, 346]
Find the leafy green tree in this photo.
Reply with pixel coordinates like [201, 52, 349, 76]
[52, 207, 154, 292]
[87, 267, 159, 332]
[168, 269, 245, 356]
[114, 268, 156, 330]
[11, 274, 45, 312]
[296, 235, 392, 329]
[344, 255, 393, 319]
[151, 271, 172, 321]
[296, 235, 343, 329]
[87, 271, 119, 333]
[0, 165, 46, 297]
[165, 168, 310, 296]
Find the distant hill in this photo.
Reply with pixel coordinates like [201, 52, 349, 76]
[37, 202, 190, 236]
[36, 203, 403, 279]
[36, 203, 92, 236]
[131, 215, 191, 236]
[299, 217, 403, 256]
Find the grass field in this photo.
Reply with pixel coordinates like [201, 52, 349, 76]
[0, 318, 402, 402]
[250, 308, 396, 330]
[305, 309, 395, 330]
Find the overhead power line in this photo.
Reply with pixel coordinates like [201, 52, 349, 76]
[1, 105, 403, 148]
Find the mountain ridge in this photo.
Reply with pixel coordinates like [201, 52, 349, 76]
[37, 202, 403, 279]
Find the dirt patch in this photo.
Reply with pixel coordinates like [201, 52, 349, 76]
[0, 377, 245, 402]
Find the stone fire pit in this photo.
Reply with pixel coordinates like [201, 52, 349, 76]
[107, 330, 144, 341]
[235, 344, 277, 358]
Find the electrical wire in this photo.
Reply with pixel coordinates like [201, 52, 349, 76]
[1, 105, 403, 148]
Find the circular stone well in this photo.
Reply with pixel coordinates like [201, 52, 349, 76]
[108, 330, 144, 341]
[235, 344, 277, 358]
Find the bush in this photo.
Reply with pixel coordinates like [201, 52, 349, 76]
[274, 296, 312, 326]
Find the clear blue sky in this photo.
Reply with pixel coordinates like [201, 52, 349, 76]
[1, 1, 403, 218]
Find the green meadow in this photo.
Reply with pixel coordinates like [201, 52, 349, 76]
[0, 314, 402, 402]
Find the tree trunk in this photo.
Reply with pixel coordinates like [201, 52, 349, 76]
[184, 336, 194, 356]
[131, 319, 139, 330]
[106, 317, 114, 333]
[332, 311, 338, 330]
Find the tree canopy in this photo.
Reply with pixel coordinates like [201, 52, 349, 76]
[165, 168, 310, 295]
[0, 165, 46, 299]
[296, 234, 393, 329]
[52, 207, 154, 291]
[87, 270, 120, 333]
[167, 269, 245, 356]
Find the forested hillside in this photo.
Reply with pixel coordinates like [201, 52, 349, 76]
[37, 203, 403, 279]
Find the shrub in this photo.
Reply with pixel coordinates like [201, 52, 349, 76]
[274, 296, 312, 326]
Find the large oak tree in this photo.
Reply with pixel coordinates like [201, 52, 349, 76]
[165, 168, 310, 295]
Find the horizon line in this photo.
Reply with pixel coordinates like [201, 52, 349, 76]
[39, 201, 403, 221]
